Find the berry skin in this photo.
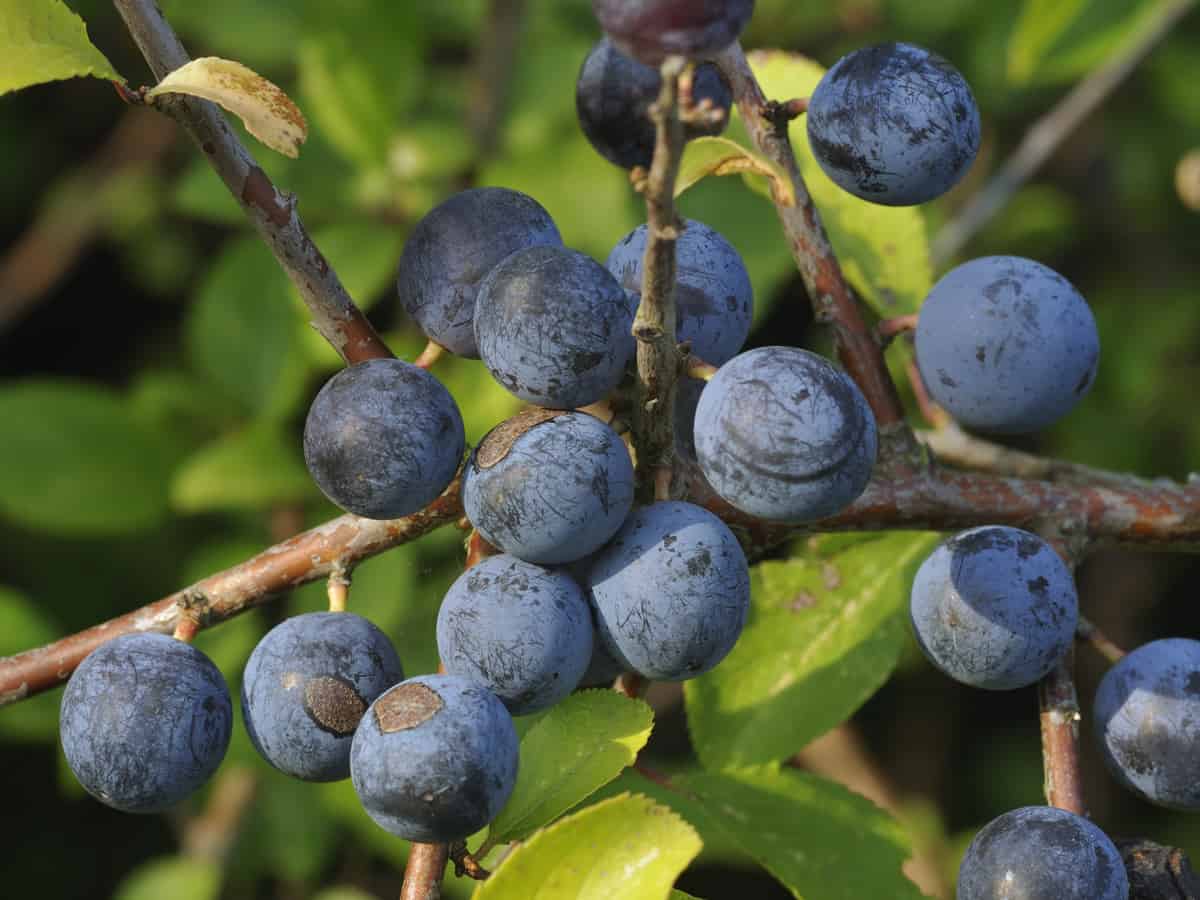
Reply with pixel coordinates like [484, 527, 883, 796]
[693, 347, 877, 522]
[241, 612, 404, 782]
[915, 256, 1100, 434]
[463, 408, 635, 565]
[350, 674, 519, 843]
[909, 526, 1078, 691]
[957, 806, 1128, 900]
[806, 42, 980, 206]
[303, 358, 465, 520]
[576, 38, 732, 170]
[437, 554, 594, 715]
[1093, 638, 1200, 810]
[592, 0, 755, 65]
[474, 245, 636, 409]
[59, 633, 232, 813]
[581, 501, 750, 681]
[397, 187, 562, 358]
[606, 219, 753, 365]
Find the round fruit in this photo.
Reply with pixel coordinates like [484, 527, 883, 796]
[957, 806, 1128, 900]
[474, 245, 636, 409]
[606, 219, 753, 365]
[241, 612, 404, 782]
[592, 0, 755, 65]
[576, 37, 732, 170]
[807, 42, 980, 206]
[693, 346, 877, 521]
[397, 187, 562, 357]
[463, 408, 635, 565]
[303, 358, 465, 519]
[59, 633, 232, 813]
[909, 526, 1078, 690]
[915, 256, 1100, 434]
[582, 500, 749, 681]
[1094, 637, 1200, 810]
[350, 674, 519, 843]
[437, 554, 594, 715]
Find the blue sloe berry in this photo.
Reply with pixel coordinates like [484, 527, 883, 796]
[606, 219, 753, 365]
[397, 187, 562, 357]
[437, 554, 594, 715]
[350, 674, 519, 843]
[807, 42, 980, 206]
[910, 526, 1078, 690]
[303, 358, 465, 519]
[241, 612, 404, 782]
[915, 256, 1100, 433]
[59, 633, 232, 813]
[693, 346, 877, 522]
[592, 0, 755, 65]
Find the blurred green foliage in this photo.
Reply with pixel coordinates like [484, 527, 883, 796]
[1, 0, 1199, 898]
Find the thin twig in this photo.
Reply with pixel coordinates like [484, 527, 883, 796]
[932, 0, 1197, 266]
[180, 766, 257, 864]
[1039, 648, 1086, 814]
[111, 0, 392, 364]
[400, 843, 449, 900]
[1076, 615, 1128, 664]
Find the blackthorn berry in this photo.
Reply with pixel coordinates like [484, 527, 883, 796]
[241, 612, 404, 782]
[915, 256, 1100, 433]
[463, 408, 635, 565]
[582, 501, 749, 681]
[807, 42, 980, 206]
[1094, 637, 1200, 810]
[303, 358, 465, 520]
[474, 245, 635, 409]
[606, 219, 753, 365]
[350, 674, 519, 843]
[397, 187, 562, 358]
[910, 526, 1078, 690]
[437, 554, 594, 715]
[693, 346, 877, 521]
[59, 633, 232, 813]
[592, 0, 755, 65]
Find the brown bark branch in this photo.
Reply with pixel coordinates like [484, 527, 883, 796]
[714, 43, 906, 430]
[110, 0, 392, 364]
[1039, 649, 1086, 815]
[400, 843, 449, 900]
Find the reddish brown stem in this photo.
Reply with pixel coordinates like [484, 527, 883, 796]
[1039, 649, 1086, 815]
[400, 843, 450, 900]
[877, 314, 919, 345]
[1076, 615, 1128, 664]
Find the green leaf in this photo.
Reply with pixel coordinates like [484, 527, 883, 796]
[670, 893, 705, 900]
[476, 793, 701, 900]
[112, 856, 221, 900]
[0, 0, 121, 94]
[1007, 0, 1089, 84]
[0, 586, 60, 740]
[172, 161, 245, 225]
[676, 137, 795, 205]
[186, 238, 309, 419]
[672, 768, 927, 900]
[311, 223, 406, 312]
[312, 889, 378, 900]
[486, 691, 654, 847]
[170, 423, 313, 513]
[298, 35, 398, 166]
[686, 532, 940, 771]
[740, 51, 933, 316]
[0, 380, 173, 535]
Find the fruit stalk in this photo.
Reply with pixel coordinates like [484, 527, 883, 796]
[1039, 650, 1086, 815]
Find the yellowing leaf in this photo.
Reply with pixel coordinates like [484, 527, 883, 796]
[146, 57, 307, 158]
[677, 137, 795, 206]
[0, 0, 122, 94]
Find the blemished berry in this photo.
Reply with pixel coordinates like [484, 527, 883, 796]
[350, 674, 519, 843]
[693, 346, 877, 522]
[957, 806, 1128, 900]
[909, 526, 1078, 691]
[1094, 638, 1200, 810]
[592, 0, 755, 65]
[437, 554, 594, 715]
[303, 358, 465, 520]
[581, 501, 749, 681]
[474, 245, 636, 409]
[606, 219, 753, 365]
[59, 633, 231, 813]
[396, 187, 562, 358]
[806, 42, 980, 206]
[915, 256, 1100, 434]
[241, 612, 404, 782]
[576, 38, 732, 170]
[463, 408, 635, 565]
